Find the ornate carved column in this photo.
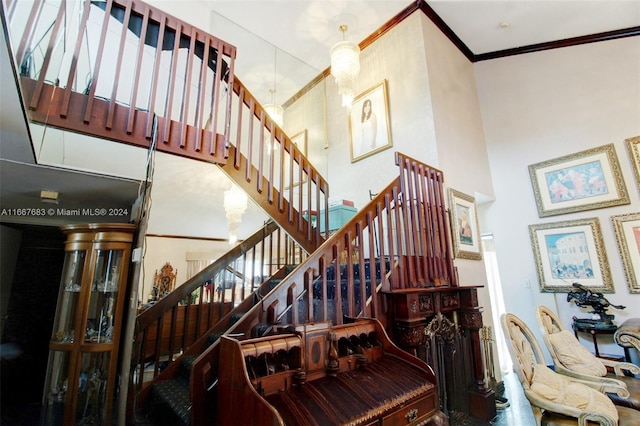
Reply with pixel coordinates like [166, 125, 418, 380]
[458, 290, 496, 421]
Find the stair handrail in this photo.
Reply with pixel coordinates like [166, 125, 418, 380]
[189, 152, 458, 424]
[7, 0, 330, 253]
[221, 76, 330, 252]
[131, 220, 307, 398]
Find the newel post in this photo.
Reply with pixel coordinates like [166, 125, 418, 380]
[458, 289, 496, 421]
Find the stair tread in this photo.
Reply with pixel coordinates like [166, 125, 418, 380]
[152, 377, 191, 424]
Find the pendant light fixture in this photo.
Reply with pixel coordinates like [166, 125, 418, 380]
[330, 24, 360, 107]
[263, 48, 284, 127]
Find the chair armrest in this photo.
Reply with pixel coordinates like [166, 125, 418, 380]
[524, 388, 617, 426]
[600, 358, 640, 376]
[552, 365, 630, 398]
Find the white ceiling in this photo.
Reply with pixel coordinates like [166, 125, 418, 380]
[1, 0, 639, 237]
[201, 0, 640, 106]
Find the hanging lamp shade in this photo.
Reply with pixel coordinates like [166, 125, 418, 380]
[223, 185, 248, 245]
[264, 103, 284, 127]
[330, 30, 360, 106]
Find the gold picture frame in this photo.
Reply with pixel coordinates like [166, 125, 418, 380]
[528, 143, 629, 217]
[448, 188, 482, 260]
[349, 80, 393, 163]
[612, 212, 640, 294]
[626, 136, 640, 191]
[529, 218, 612, 293]
[284, 129, 307, 189]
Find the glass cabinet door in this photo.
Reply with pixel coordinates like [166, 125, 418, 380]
[86, 249, 123, 344]
[52, 250, 87, 343]
[75, 352, 110, 424]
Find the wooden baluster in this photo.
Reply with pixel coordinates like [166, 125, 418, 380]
[61, 0, 92, 118]
[178, 27, 197, 148]
[333, 243, 343, 324]
[106, 0, 132, 129]
[162, 22, 182, 144]
[257, 109, 265, 193]
[415, 163, 431, 284]
[319, 255, 328, 323]
[409, 159, 427, 285]
[277, 131, 285, 213]
[127, 4, 150, 134]
[434, 170, 450, 284]
[305, 162, 312, 241]
[15, 0, 43, 78]
[356, 221, 367, 316]
[267, 121, 275, 203]
[221, 44, 236, 154]
[400, 163, 417, 286]
[367, 212, 379, 318]
[208, 38, 223, 155]
[392, 186, 406, 289]
[305, 269, 314, 322]
[194, 35, 212, 152]
[234, 86, 245, 169]
[29, 0, 65, 111]
[82, 0, 113, 124]
[145, 15, 166, 138]
[345, 231, 356, 317]
[425, 168, 440, 282]
[417, 164, 433, 284]
[5, 0, 20, 22]
[246, 97, 255, 182]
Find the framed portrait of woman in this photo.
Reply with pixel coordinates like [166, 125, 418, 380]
[349, 80, 393, 163]
[448, 188, 482, 260]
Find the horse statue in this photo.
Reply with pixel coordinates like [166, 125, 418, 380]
[567, 282, 625, 324]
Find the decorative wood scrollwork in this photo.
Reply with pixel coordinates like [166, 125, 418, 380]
[151, 262, 177, 302]
[395, 322, 428, 348]
[459, 310, 483, 329]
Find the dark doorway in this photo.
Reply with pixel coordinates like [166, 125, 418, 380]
[1, 224, 64, 425]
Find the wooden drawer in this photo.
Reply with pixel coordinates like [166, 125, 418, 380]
[381, 391, 437, 426]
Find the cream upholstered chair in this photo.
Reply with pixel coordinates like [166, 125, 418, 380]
[500, 313, 637, 425]
[536, 306, 640, 411]
[615, 319, 640, 360]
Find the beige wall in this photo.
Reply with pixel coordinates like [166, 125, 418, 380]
[286, 10, 496, 328]
[140, 236, 231, 304]
[475, 36, 640, 361]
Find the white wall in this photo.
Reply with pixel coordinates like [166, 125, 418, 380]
[322, 12, 435, 210]
[139, 235, 231, 304]
[421, 13, 494, 297]
[475, 36, 640, 361]
[287, 11, 496, 328]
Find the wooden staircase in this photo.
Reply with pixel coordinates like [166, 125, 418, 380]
[5, 0, 329, 255]
[3, 1, 489, 425]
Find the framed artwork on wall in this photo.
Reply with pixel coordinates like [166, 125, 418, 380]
[626, 136, 640, 191]
[349, 80, 393, 163]
[528, 143, 629, 217]
[612, 212, 640, 294]
[284, 129, 307, 189]
[448, 188, 482, 260]
[529, 218, 612, 293]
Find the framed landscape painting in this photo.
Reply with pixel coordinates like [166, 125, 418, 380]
[448, 189, 482, 260]
[529, 218, 612, 293]
[626, 136, 640, 191]
[528, 144, 629, 217]
[612, 212, 640, 294]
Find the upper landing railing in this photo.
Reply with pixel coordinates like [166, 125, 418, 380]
[4, 0, 329, 252]
[5, 0, 234, 162]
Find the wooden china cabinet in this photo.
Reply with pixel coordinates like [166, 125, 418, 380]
[43, 224, 135, 425]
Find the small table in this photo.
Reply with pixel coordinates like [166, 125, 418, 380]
[572, 320, 618, 358]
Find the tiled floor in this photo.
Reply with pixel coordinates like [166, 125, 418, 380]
[452, 370, 536, 426]
[490, 371, 536, 426]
